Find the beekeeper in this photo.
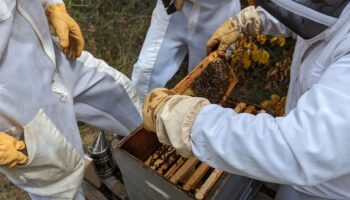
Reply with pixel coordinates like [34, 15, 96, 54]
[132, 0, 241, 102]
[0, 0, 141, 199]
[143, 0, 350, 199]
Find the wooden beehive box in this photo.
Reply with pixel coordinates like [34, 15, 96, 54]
[114, 52, 262, 200]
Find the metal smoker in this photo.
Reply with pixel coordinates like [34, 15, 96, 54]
[88, 130, 117, 178]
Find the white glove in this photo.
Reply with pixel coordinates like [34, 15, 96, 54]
[156, 95, 210, 158]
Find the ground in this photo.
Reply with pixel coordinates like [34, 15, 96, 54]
[0, 0, 154, 199]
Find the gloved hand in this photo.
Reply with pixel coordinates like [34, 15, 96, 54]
[207, 6, 262, 56]
[0, 132, 28, 168]
[45, 3, 84, 59]
[143, 88, 176, 133]
[175, 0, 185, 11]
[143, 88, 210, 158]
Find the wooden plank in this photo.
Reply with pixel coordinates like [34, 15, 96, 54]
[164, 157, 187, 179]
[170, 157, 199, 184]
[173, 52, 219, 94]
[102, 177, 128, 200]
[145, 145, 171, 168]
[144, 152, 159, 166]
[220, 67, 239, 105]
[150, 147, 174, 170]
[120, 127, 160, 162]
[183, 163, 210, 191]
[157, 152, 179, 175]
[195, 169, 223, 200]
[82, 181, 108, 200]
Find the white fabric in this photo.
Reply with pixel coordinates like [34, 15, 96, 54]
[0, 0, 15, 21]
[77, 52, 142, 118]
[132, 0, 241, 102]
[156, 95, 210, 158]
[0, 0, 142, 199]
[0, 110, 85, 199]
[41, 0, 63, 9]
[190, 3, 350, 200]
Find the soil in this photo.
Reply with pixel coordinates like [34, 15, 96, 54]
[0, 174, 29, 200]
[190, 58, 232, 104]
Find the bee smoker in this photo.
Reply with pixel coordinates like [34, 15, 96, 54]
[88, 130, 117, 178]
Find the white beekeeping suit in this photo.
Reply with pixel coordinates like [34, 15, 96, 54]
[132, 0, 241, 102]
[0, 0, 142, 199]
[143, 1, 350, 199]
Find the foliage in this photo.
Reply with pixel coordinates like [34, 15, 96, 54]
[226, 35, 295, 115]
[260, 94, 287, 116]
[64, 0, 155, 77]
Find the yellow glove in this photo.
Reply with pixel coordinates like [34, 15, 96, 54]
[207, 6, 262, 56]
[175, 0, 185, 11]
[46, 3, 84, 59]
[0, 132, 28, 168]
[143, 88, 176, 132]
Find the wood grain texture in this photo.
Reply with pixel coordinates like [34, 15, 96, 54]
[170, 157, 199, 184]
[183, 163, 210, 191]
[195, 169, 223, 200]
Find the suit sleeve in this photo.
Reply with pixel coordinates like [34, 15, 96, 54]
[190, 54, 350, 186]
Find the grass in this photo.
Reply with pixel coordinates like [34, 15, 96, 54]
[65, 0, 155, 76]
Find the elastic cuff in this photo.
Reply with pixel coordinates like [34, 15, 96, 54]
[44, 1, 65, 13]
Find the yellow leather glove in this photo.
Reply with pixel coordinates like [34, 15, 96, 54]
[175, 0, 185, 11]
[0, 132, 28, 168]
[207, 6, 262, 56]
[46, 3, 84, 59]
[143, 88, 176, 132]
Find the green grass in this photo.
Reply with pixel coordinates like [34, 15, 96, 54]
[65, 0, 155, 77]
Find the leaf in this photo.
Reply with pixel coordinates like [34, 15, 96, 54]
[257, 35, 267, 45]
[278, 37, 286, 47]
[242, 51, 252, 69]
[258, 49, 270, 65]
[252, 45, 259, 62]
[271, 94, 281, 104]
[270, 37, 278, 45]
[260, 100, 271, 109]
[267, 68, 278, 78]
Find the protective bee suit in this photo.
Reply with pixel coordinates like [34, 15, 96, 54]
[0, 0, 142, 199]
[132, 0, 241, 102]
[143, 0, 350, 199]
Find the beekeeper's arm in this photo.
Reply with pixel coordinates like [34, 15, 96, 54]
[207, 6, 293, 56]
[42, 0, 84, 59]
[144, 55, 350, 186]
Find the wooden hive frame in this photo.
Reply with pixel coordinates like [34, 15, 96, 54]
[115, 51, 263, 200]
[141, 51, 243, 199]
[143, 101, 261, 199]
